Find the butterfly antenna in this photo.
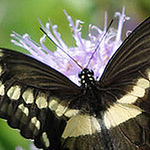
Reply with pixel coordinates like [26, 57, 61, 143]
[86, 19, 113, 68]
[40, 27, 83, 69]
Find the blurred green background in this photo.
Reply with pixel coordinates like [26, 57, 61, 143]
[0, 0, 149, 149]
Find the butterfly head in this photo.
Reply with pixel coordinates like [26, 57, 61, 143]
[78, 68, 95, 88]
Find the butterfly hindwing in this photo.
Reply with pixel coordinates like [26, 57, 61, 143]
[0, 49, 81, 149]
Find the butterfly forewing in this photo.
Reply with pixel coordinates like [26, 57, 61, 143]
[0, 49, 82, 149]
[100, 17, 150, 84]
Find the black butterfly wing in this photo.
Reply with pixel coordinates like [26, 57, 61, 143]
[100, 17, 150, 84]
[97, 17, 150, 149]
[0, 49, 82, 150]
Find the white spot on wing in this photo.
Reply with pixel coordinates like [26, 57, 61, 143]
[55, 103, 68, 117]
[0, 81, 5, 96]
[64, 109, 79, 118]
[119, 94, 138, 104]
[0, 50, 3, 57]
[62, 114, 101, 138]
[42, 132, 50, 147]
[104, 103, 142, 129]
[119, 77, 149, 104]
[48, 97, 59, 111]
[36, 92, 48, 109]
[18, 103, 29, 116]
[136, 78, 149, 89]
[7, 85, 21, 100]
[31, 117, 40, 130]
[22, 88, 34, 104]
[131, 86, 145, 97]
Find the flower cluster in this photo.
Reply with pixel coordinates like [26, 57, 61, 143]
[11, 8, 129, 85]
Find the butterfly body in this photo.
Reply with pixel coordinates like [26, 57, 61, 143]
[0, 17, 150, 150]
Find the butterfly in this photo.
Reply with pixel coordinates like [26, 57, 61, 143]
[0, 16, 149, 150]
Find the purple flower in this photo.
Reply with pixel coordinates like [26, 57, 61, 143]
[11, 7, 129, 86]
